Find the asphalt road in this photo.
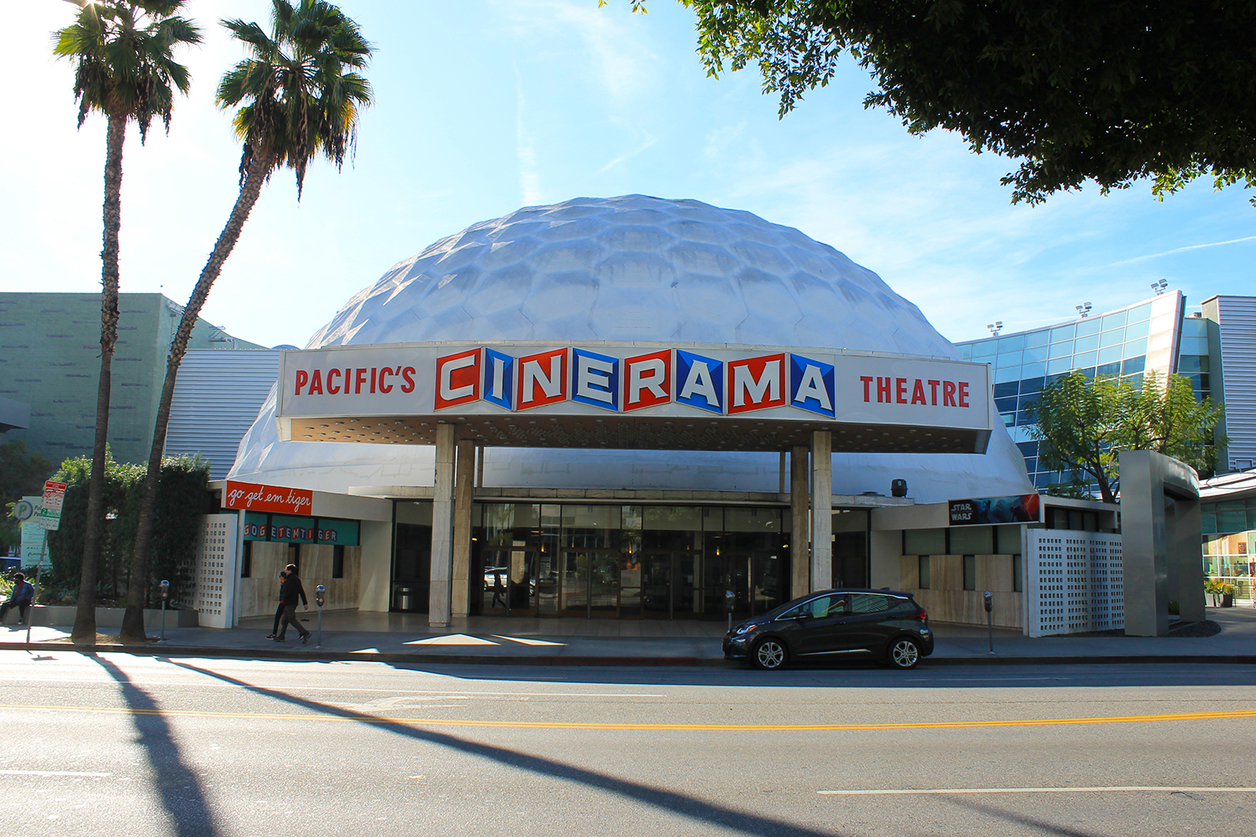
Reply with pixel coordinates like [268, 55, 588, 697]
[1, 651, 1253, 836]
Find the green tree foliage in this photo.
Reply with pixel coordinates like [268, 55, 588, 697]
[1026, 371, 1224, 503]
[45, 452, 209, 611]
[673, 0, 1256, 205]
[122, 0, 374, 642]
[0, 440, 56, 555]
[53, 0, 201, 644]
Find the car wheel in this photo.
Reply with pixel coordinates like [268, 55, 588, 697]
[887, 637, 921, 669]
[752, 637, 788, 670]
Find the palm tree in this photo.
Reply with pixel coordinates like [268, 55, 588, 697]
[53, 0, 200, 645]
[120, 0, 373, 642]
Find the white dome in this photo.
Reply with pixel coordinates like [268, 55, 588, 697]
[230, 196, 1033, 501]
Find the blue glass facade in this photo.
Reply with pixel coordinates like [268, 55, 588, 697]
[956, 297, 1181, 490]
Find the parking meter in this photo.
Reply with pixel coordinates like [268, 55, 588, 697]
[725, 589, 735, 630]
[314, 585, 326, 649]
[983, 591, 994, 655]
[159, 580, 170, 640]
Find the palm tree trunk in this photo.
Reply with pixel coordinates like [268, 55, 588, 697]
[73, 111, 127, 645]
[120, 154, 272, 642]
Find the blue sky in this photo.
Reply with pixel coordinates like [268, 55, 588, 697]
[7, 1, 1254, 349]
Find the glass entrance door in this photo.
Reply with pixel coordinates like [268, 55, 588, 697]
[479, 546, 537, 616]
[640, 551, 674, 619]
[560, 548, 622, 617]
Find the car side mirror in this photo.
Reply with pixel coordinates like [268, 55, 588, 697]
[794, 611, 812, 621]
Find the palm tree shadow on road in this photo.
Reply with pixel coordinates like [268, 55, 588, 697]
[171, 660, 843, 837]
[89, 655, 219, 837]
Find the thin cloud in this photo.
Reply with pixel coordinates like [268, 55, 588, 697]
[1104, 235, 1256, 267]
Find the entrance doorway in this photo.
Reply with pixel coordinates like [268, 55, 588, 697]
[559, 547, 622, 617]
[832, 531, 869, 588]
[479, 545, 538, 616]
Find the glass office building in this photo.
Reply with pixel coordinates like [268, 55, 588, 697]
[955, 292, 1185, 490]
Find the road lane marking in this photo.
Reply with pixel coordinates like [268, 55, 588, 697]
[0, 679, 665, 698]
[0, 770, 111, 778]
[819, 786, 1256, 796]
[2, 704, 1255, 732]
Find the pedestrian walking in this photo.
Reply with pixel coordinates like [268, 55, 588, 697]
[266, 569, 287, 639]
[274, 563, 312, 644]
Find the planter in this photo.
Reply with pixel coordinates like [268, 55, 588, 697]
[1221, 593, 1234, 608]
[28, 605, 200, 629]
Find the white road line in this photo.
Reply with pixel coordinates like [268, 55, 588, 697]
[0, 678, 665, 698]
[819, 786, 1256, 796]
[0, 771, 111, 778]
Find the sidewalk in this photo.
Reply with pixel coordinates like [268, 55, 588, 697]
[2, 605, 1254, 667]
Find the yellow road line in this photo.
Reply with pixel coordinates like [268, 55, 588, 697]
[3, 704, 1256, 732]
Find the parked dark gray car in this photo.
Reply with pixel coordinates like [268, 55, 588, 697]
[723, 588, 933, 670]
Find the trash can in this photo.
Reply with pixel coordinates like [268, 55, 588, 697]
[394, 586, 415, 611]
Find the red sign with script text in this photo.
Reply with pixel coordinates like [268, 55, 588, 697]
[224, 480, 314, 516]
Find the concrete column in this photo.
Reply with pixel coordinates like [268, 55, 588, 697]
[429, 423, 456, 627]
[451, 439, 475, 618]
[790, 445, 810, 598]
[1169, 496, 1206, 622]
[1119, 451, 1168, 637]
[810, 429, 832, 591]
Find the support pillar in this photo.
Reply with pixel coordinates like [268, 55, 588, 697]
[790, 445, 810, 599]
[1170, 496, 1205, 622]
[451, 439, 475, 618]
[429, 423, 455, 627]
[810, 429, 832, 592]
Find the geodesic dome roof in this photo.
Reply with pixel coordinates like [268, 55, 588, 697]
[307, 195, 949, 355]
[230, 196, 1033, 501]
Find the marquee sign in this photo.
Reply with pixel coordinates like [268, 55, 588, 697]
[277, 342, 990, 438]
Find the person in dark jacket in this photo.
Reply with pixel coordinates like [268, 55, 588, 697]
[266, 569, 287, 639]
[1, 573, 34, 625]
[274, 563, 311, 644]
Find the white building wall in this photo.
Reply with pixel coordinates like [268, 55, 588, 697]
[195, 514, 238, 629]
[1025, 529, 1123, 637]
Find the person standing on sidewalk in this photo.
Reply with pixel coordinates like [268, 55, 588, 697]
[274, 564, 311, 644]
[266, 569, 287, 639]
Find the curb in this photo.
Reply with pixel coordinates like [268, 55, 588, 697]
[4, 642, 1255, 668]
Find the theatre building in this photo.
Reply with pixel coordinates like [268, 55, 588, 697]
[210, 196, 1045, 632]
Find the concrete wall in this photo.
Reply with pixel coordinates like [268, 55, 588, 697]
[359, 520, 393, 613]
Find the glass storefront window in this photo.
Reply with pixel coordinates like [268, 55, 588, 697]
[472, 502, 788, 620]
[904, 528, 945, 554]
[950, 526, 993, 554]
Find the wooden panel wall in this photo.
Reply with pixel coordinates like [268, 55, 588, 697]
[896, 553, 1023, 629]
[236, 542, 362, 619]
